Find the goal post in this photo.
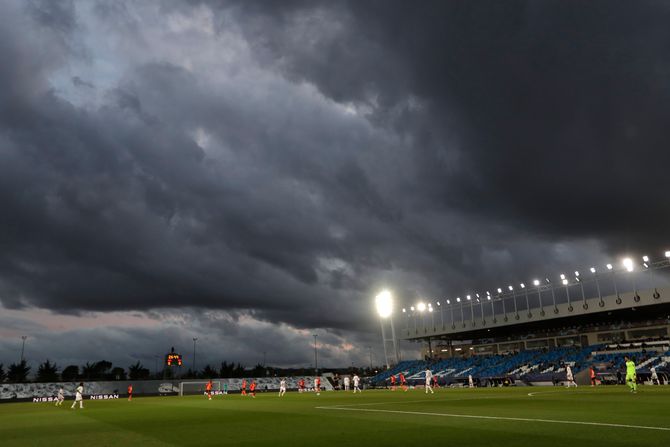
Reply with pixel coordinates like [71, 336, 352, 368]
[178, 381, 222, 397]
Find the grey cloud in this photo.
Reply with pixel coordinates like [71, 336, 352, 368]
[0, 0, 668, 363]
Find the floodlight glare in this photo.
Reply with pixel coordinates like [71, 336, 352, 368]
[487, 295, 491, 300]
[402, 308, 406, 313]
[437, 301, 441, 306]
[574, 271, 579, 277]
[560, 273, 566, 280]
[590, 267, 596, 273]
[410, 306, 415, 311]
[476, 293, 480, 298]
[456, 297, 461, 303]
[562, 279, 568, 285]
[428, 307, 433, 313]
[466, 295, 471, 300]
[375, 290, 393, 318]
[446, 299, 450, 305]
[508, 285, 513, 291]
[643, 263, 649, 268]
[417, 302, 426, 312]
[606, 263, 613, 270]
[497, 288, 502, 294]
[665, 251, 670, 258]
[520, 283, 525, 288]
[486, 291, 491, 296]
[642, 255, 649, 263]
[622, 258, 634, 272]
[533, 279, 540, 286]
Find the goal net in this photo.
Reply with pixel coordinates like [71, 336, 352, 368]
[179, 381, 223, 397]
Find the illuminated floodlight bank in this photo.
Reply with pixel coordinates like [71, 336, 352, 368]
[375, 290, 393, 318]
[622, 258, 634, 272]
[417, 302, 426, 312]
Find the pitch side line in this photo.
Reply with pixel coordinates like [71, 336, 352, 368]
[322, 395, 504, 408]
[314, 406, 670, 432]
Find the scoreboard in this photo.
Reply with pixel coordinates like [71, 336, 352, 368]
[166, 353, 183, 366]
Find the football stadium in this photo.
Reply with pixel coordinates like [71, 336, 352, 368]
[2, 254, 670, 445]
[3, 1, 670, 446]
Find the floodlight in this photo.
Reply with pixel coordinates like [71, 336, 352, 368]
[497, 288, 502, 294]
[446, 299, 450, 305]
[642, 255, 649, 263]
[410, 306, 415, 311]
[560, 274, 566, 280]
[508, 285, 513, 291]
[466, 295, 471, 300]
[643, 263, 649, 268]
[606, 264, 613, 270]
[456, 297, 461, 302]
[417, 302, 426, 312]
[590, 267, 596, 273]
[436, 301, 441, 306]
[622, 258, 634, 272]
[520, 283, 525, 289]
[402, 308, 406, 313]
[428, 307, 434, 313]
[574, 271, 579, 277]
[375, 290, 393, 318]
[533, 279, 540, 286]
[665, 251, 670, 258]
[486, 291, 491, 296]
[562, 279, 568, 285]
[476, 293, 480, 298]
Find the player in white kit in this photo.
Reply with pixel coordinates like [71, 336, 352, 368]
[343, 376, 350, 391]
[279, 378, 287, 397]
[468, 374, 474, 388]
[71, 383, 84, 409]
[55, 387, 65, 406]
[565, 365, 577, 387]
[353, 374, 361, 393]
[425, 368, 434, 394]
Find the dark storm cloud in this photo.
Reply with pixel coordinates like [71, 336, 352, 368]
[218, 0, 670, 253]
[1, 0, 669, 367]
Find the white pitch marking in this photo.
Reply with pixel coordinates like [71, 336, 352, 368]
[315, 406, 670, 432]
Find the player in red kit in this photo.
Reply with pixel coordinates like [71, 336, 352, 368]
[399, 372, 408, 391]
[241, 379, 248, 396]
[250, 380, 256, 398]
[205, 380, 213, 400]
[390, 375, 396, 391]
[127, 384, 133, 401]
[298, 378, 305, 393]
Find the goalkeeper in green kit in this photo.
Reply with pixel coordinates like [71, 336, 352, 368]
[624, 356, 637, 393]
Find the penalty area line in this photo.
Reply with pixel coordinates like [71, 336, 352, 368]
[314, 406, 670, 432]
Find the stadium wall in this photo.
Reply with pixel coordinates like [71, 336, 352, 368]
[0, 376, 329, 403]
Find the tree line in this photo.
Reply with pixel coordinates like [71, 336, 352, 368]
[0, 360, 279, 383]
[0, 359, 374, 383]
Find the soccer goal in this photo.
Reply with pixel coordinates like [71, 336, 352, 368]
[178, 381, 222, 397]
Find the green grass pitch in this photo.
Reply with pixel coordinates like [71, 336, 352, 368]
[1, 386, 669, 446]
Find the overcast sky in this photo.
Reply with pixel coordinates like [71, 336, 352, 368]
[1, 0, 670, 373]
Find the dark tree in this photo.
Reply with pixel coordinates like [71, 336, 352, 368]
[93, 360, 113, 379]
[201, 365, 217, 379]
[36, 360, 59, 382]
[110, 367, 127, 381]
[0, 364, 6, 382]
[219, 361, 234, 378]
[128, 361, 150, 380]
[7, 360, 31, 383]
[61, 365, 79, 382]
[81, 362, 96, 380]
